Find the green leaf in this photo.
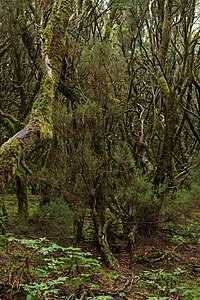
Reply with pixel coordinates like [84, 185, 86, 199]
[71, 266, 77, 272]
[26, 294, 34, 300]
[81, 274, 89, 283]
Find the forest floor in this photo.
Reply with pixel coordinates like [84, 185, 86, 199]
[0, 195, 200, 300]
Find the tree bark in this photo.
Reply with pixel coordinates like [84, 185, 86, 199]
[154, 0, 174, 187]
[16, 170, 29, 223]
[90, 194, 119, 268]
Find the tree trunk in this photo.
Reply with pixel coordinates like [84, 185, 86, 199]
[90, 194, 119, 268]
[154, 0, 174, 187]
[0, 0, 72, 192]
[40, 179, 52, 206]
[16, 171, 29, 223]
[136, 0, 173, 236]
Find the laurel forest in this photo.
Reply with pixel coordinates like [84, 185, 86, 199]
[0, 0, 199, 299]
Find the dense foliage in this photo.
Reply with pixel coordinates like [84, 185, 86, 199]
[0, 0, 199, 283]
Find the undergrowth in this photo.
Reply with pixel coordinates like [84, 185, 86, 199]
[0, 235, 101, 299]
[0, 233, 199, 299]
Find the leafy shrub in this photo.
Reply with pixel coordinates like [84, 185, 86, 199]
[30, 200, 74, 243]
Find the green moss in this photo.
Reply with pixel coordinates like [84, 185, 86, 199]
[0, 138, 21, 188]
[42, 0, 71, 81]
[42, 2, 59, 58]
[0, 0, 72, 191]
[157, 0, 172, 64]
[158, 77, 170, 96]
[32, 77, 54, 115]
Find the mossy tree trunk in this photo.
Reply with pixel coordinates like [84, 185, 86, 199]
[155, 0, 174, 186]
[91, 193, 119, 268]
[0, 0, 72, 194]
[16, 170, 29, 223]
[136, 0, 173, 236]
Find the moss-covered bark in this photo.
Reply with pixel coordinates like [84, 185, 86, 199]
[154, 0, 175, 187]
[136, 0, 174, 236]
[16, 169, 29, 223]
[0, 0, 72, 191]
[90, 193, 119, 268]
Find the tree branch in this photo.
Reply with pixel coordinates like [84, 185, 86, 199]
[0, 0, 72, 190]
